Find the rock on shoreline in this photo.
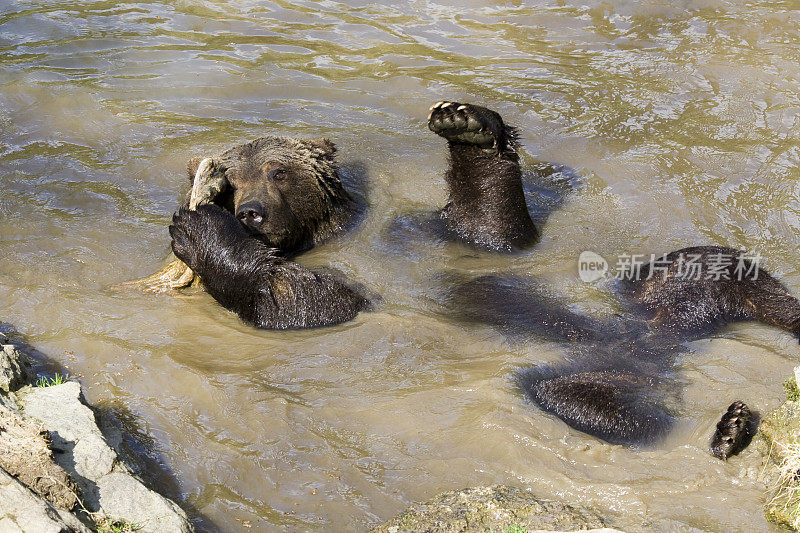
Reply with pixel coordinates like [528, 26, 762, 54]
[370, 485, 623, 533]
[0, 329, 193, 533]
[0, 334, 31, 394]
[0, 403, 81, 511]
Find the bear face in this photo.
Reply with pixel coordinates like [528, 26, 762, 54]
[170, 134, 370, 330]
[187, 136, 355, 254]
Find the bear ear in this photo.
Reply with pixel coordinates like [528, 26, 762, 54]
[186, 157, 205, 182]
[309, 138, 337, 158]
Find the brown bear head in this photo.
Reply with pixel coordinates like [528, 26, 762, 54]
[187, 136, 354, 254]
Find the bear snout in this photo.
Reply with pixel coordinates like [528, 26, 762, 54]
[236, 200, 266, 229]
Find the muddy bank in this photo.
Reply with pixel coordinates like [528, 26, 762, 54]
[0, 328, 192, 533]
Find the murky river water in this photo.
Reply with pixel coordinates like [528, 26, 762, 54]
[3, 1, 800, 531]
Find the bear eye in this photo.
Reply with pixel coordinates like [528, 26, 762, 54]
[270, 169, 287, 181]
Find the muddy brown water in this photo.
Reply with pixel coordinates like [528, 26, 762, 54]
[2, 1, 800, 531]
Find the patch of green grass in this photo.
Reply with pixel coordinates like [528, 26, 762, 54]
[763, 388, 800, 529]
[784, 378, 799, 402]
[95, 517, 140, 533]
[504, 525, 528, 533]
[766, 440, 800, 530]
[35, 373, 66, 388]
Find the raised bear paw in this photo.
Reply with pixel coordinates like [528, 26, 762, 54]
[427, 101, 515, 153]
[169, 204, 246, 271]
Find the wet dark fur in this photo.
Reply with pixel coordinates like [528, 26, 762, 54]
[175, 137, 369, 329]
[515, 330, 687, 447]
[710, 401, 757, 460]
[623, 246, 800, 340]
[170, 205, 370, 330]
[445, 246, 798, 449]
[425, 105, 792, 450]
[383, 102, 575, 257]
[445, 275, 611, 343]
[518, 368, 674, 446]
[429, 102, 539, 252]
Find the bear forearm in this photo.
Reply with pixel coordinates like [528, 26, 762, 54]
[194, 244, 368, 329]
[169, 204, 369, 329]
[223, 265, 368, 330]
[250, 282, 366, 330]
[191, 239, 280, 306]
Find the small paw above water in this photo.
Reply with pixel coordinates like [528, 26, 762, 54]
[710, 400, 757, 460]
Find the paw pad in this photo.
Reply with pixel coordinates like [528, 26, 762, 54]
[427, 101, 508, 152]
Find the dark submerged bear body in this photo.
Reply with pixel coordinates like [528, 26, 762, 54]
[171, 136, 370, 330]
[515, 330, 685, 447]
[427, 103, 790, 451]
[435, 188, 796, 447]
[519, 368, 674, 446]
[445, 274, 611, 343]
[511, 246, 797, 448]
[625, 245, 800, 339]
[425, 102, 674, 446]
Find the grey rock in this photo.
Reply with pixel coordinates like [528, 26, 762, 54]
[0, 468, 91, 533]
[21, 382, 192, 533]
[0, 404, 81, 511]
[74, 433, 118, 481]
[526, 530, 621, 533]
[23, 381, 118, 499]
[0, 390, 19, 412]
[371, 485, 617, 533]
[97, 472, 192, 533]
[0, 344, 31, 393]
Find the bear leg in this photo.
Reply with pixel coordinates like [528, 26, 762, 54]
[426, 101, 537, 252]
[518, 367, 674, 447]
